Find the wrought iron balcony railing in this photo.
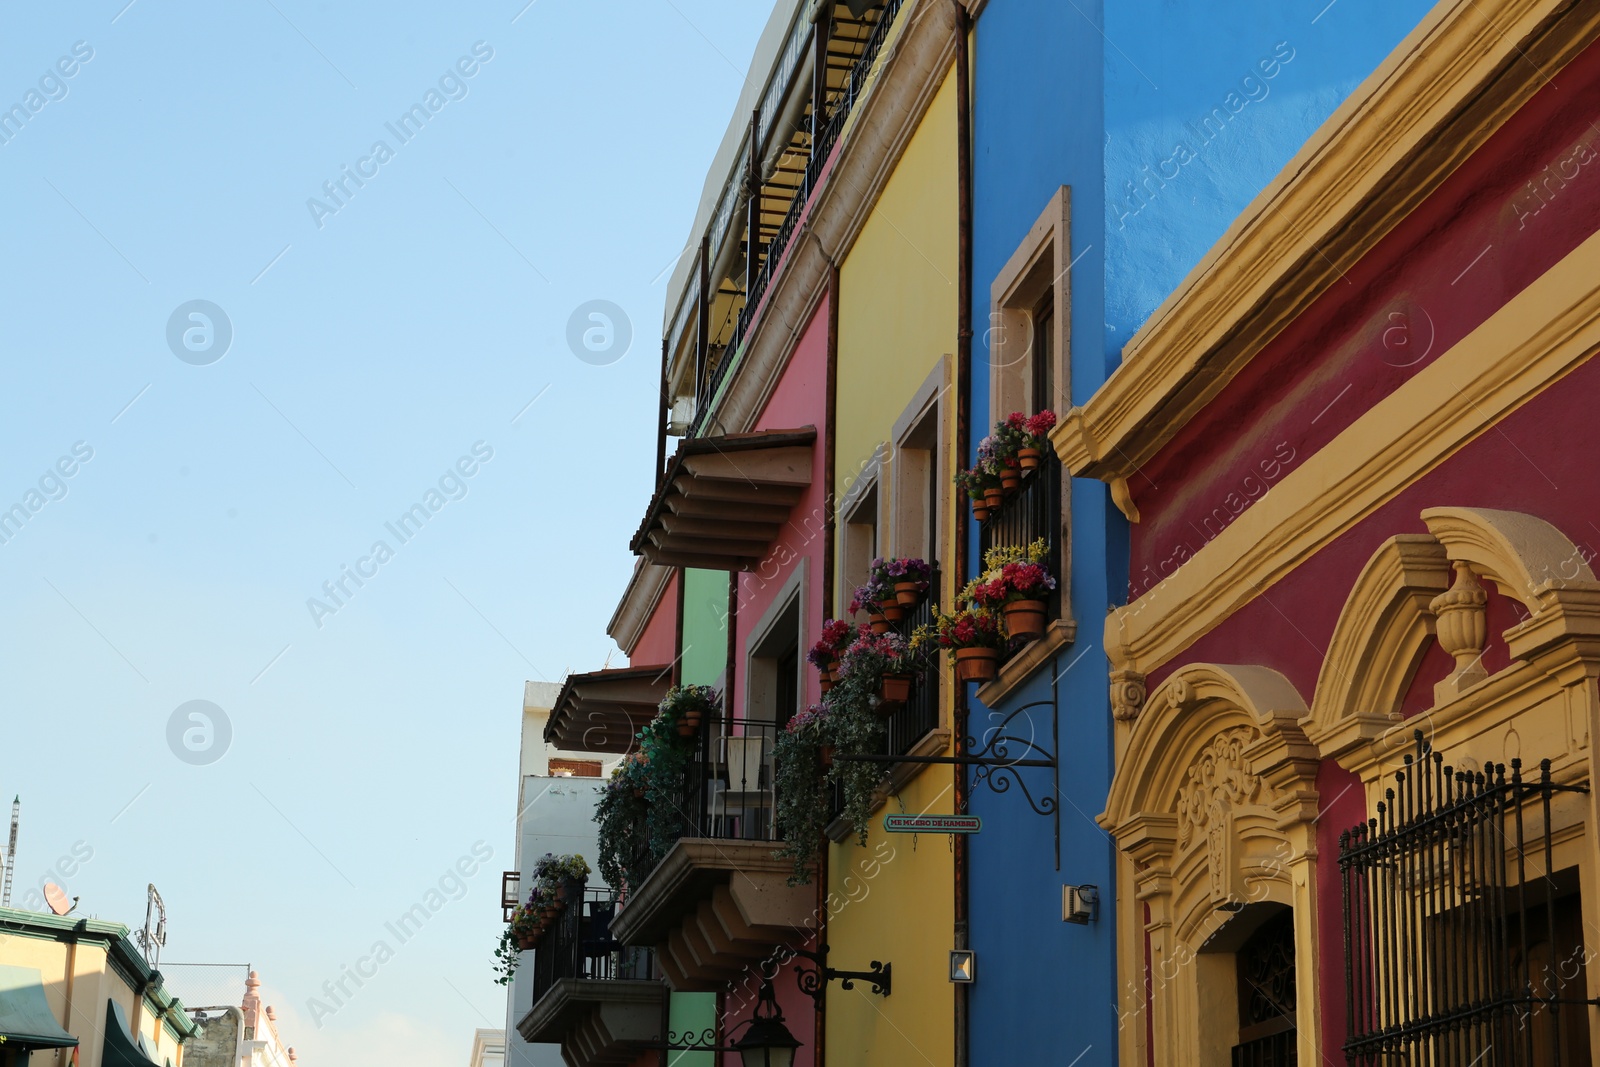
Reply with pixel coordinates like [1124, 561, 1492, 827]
[689, 0, 905, 437]
[528, 884, 653, 1010]
[675, 716, 785, 845]
[886, 570, 941, 757]
[979, 450, 1063, 660]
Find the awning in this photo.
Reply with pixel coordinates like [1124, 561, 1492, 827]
[544, 665, 673, 754]
[103, 998, 163, 1067]
[0, 965, 77, 1049]
[629, 428, 815, 571]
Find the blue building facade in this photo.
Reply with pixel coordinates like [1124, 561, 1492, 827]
[966, 2, 1435, 1063]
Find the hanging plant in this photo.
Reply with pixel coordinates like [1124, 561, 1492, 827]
[595, 754, 652, 891]
[1008, 410, 1057, 470]
[773, 704, 832, 885]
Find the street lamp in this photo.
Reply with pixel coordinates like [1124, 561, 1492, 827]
[732, 979, 802, 1067]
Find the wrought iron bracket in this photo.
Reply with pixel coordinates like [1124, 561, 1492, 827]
[834, 698, 1061, 868]
[791, 944, 891, 1007]
[632, 1029, 744, 1053]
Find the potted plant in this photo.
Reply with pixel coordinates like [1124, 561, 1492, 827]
[927, 606, 1006, 682]
[850, 579, 893, 634]
[659, 683, 719, 738]
[1009, 410, 1057, 472]
[956, 464, 1000, 521]
[838, 628, 917, 716]
[773, 703, 833, 884]
[965, 539, 1057, 642]
[979, 427, 1022, 494]
[876, 557, 933, 608]
[808, 619, 854, 693]
[864, 563, 907, 622]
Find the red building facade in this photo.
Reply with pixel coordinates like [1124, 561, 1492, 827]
[1058, 4, 1600, 1065]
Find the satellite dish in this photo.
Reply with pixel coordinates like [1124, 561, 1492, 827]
[43, 883, 73, 916]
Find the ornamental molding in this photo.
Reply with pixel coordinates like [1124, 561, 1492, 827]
[1052, 0, 1600, 486]
[1095, 232, 1600, 680]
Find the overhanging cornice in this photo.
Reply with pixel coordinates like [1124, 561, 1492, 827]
[545, 666, 673, 754]
[1053, 0, 1600, 496]
[630, 428, 816, 571]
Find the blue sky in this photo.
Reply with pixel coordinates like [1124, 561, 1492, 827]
[0, 1, 769, 1061]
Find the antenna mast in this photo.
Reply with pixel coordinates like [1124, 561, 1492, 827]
[1, 797, 17, 908]
[135, 884, 167, 969]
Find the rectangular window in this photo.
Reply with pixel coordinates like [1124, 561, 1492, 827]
[841, 482, 879, 618]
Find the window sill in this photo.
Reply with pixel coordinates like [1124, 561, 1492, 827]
[824, 728, 953, 844]
[974, 619, 1077, 707]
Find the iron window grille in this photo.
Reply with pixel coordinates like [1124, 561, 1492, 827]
[1339, 730, 1597, 1066]
[978, 449, 1063, 660]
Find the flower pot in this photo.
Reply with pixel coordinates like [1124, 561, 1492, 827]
[869, 612, 889, 635]
[879, 598, 905, 623]
[983, 487, 1004, 510]
[631, 787, 645, 799]
[676, 707, 703, 737]
[1000, 466, 1021, 492]
[516, 932, 537, 950]
[820, 744, 836, 770]
[828, 658, 841, 677]
[1018, 447, 1042, 472]
[541, 906, 559, 921]
[1003, 600, 1048, 641]
[954, 647, 1000, 683]
[819, 675, 834, 695]
[894, 582, 922, 608]
[879, 673, 913, 708]
[972, 498, 990, 522]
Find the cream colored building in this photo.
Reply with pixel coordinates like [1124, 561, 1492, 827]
[0, 905, 196, 1067]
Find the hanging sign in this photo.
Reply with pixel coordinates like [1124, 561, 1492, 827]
[883, 814, 982, 834]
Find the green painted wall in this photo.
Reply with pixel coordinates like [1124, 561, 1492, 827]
[679, 568, 728, 686]
[666, 991, 716, 1066]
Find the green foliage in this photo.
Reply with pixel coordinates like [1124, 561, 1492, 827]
[595, 755, 652, 891]
[593, 687, 720, 893]
[773, 705, 832, 884]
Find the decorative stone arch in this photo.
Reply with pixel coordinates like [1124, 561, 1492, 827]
[1100, 663, 1322, 1067]
[1304, 507, 1600, 772]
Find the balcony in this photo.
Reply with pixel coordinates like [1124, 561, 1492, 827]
[976, 451, 1076, 704]
[660, 1, 909, 440]
[609, 715, 816, 990]
[826, 578, 947, 837]
[517, 885, 663, 1067]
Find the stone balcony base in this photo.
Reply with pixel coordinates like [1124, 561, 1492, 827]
[609, 839, 814, 991]
[517, 979, 665, 1067]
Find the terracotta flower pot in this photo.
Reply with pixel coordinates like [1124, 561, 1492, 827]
[972, 498, 990, 522]
[983, 487, 1004, 510]
[894, 582, 922, 608]
[869, 612, 889, 635]
[819, 675, 834, 694]
[516, 932, 537, 950]
[999, 464, 1021, 491]
[1003, 600, 1048, 642]
[820, 744, 836, 770]
[1018, 447, 1042, 472]
[879, 673, 913, 708]
[541, 906, 559, 921]
[631, 787, 645, 799]
[829, 658, 841, 677]
[880, 597, 905, 623]
[954, 647, 1000, 683]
